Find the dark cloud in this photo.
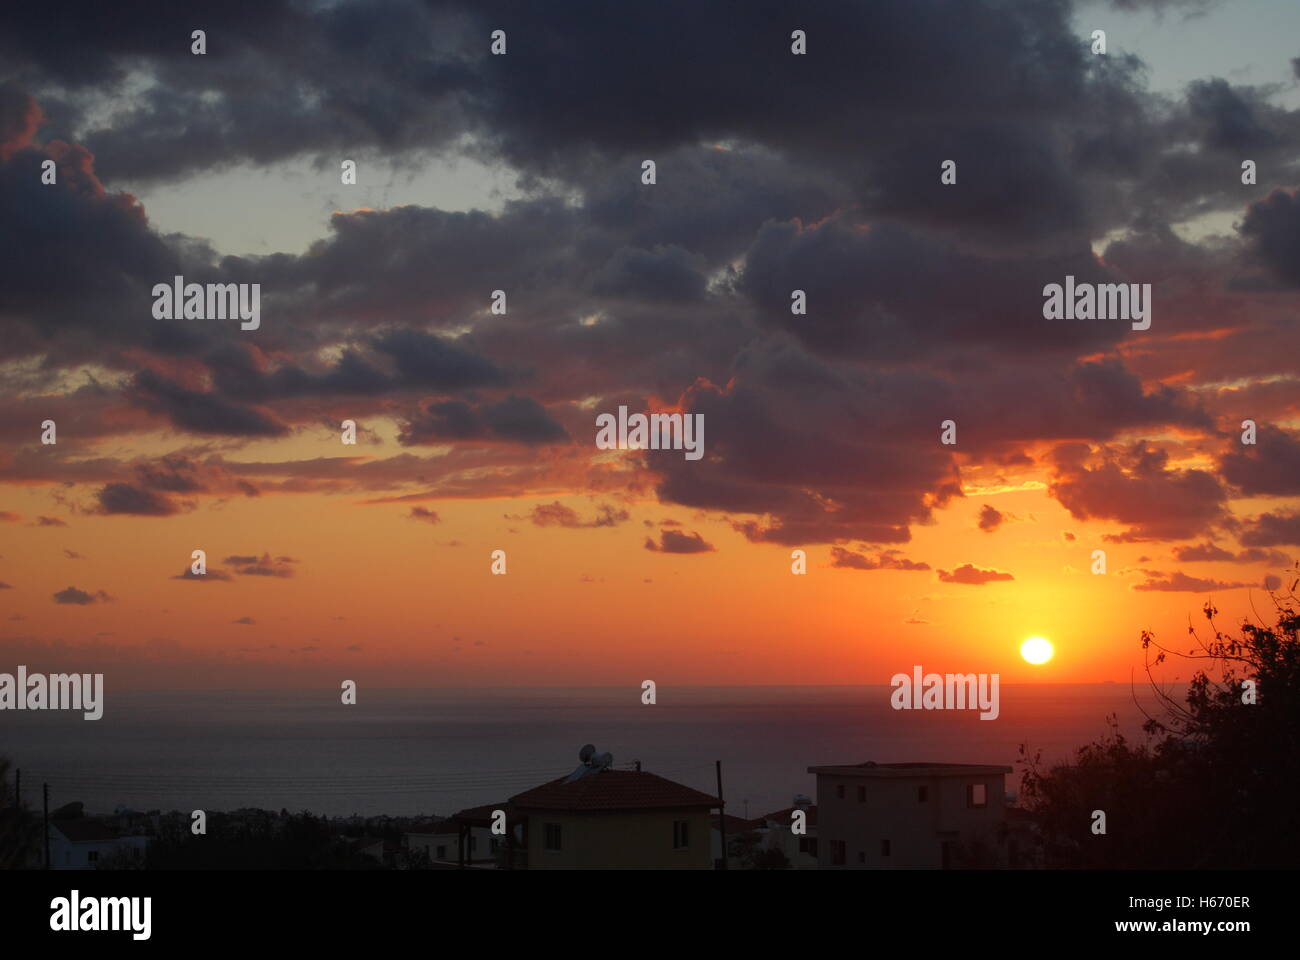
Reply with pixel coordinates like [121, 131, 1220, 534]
[977, 504, 1004, 533]
[128, 369, 288, 437]
[644, 529, 715, 554]
[508, 501, 629, 528]
[172, 568, 233, 582]
[1173, 542, 1291, 565]
[52, 585, 110, 604]
[830, 547, 931, 571]
[1241, 189, 1300, 288]
[1218, 424, 1300, 496]
[1049, 441, 1228, 542]
[95, 482, 183, 516]
[937, 563, 1014, 585]
[1238, 512, 1300, 547]
[223, 552, 296, 578]
[407, 506, 441, 524]
[400, 395, 569, 446]
[1131, 570, 1250, 592]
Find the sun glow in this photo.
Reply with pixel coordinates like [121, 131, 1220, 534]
[1021, 636, 1055, 665]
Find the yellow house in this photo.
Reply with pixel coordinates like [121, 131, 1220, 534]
[509, 769, 718, 869]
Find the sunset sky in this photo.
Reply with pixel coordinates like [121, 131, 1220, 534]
[2, 0, 1298, 689]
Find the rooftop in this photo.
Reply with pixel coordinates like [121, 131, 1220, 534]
[807, 762, 1013, 779]
[509, 770, 719, 813]
[50, 819, 119, 843]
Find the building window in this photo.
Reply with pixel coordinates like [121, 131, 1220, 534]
[836, 784, 846, 800]
[833, 840, 846, 866]
[436, 845, 446, 860]
[673, 820, 689, 850]
[489, 838, 500, 853]
[857, 851, 865, 864]
[967, 783, 987, 808]
[857, 785, 866, 802]
[87, 850, 99, 863]
[880, 839, 891, 857]
[808, 838, 819, 858]
[918, 786, 928, 803]
[469, 835, 477, 852]
[798, 837, 809, 853]
[544, 823, 562, 851]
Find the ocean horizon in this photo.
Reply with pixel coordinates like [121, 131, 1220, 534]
[4, 683, 1176, 820]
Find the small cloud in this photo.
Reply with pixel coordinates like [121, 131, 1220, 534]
[172, 567, 233, 582]
[977, 504, 1005, 533]
[937, 564, 1014, 585]
[345, 644, 362, 652]
[407, 506, 441, 524]
[1131, 570, 1250, 593]
[644, 530, 715, 554]
[1263, 574, 1282, 591]
[1061, 531, 1076, 542]
[509, 501, 629, 529]
[224, 552, 296, 578]
[0, 511, 20, 523]
[53, 586, 112, 605]
[232, 616, 256, 625]
[35, 516, 67, 527]
[473, 640, 486, 647]
[63, 549, 85, 560]
[831, 546, 930, 571]
[0, 581, 12, 590]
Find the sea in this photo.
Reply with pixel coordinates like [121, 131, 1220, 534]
[2, 684, 1172, 820]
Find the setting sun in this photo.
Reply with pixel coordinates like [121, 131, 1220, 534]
[1021, 637, 1055, 665]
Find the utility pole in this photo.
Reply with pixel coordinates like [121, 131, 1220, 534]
[43, 783, 50, 870]
[715, 760, 727, 870]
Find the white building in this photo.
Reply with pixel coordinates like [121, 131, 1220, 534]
[48, 819, 149, 870]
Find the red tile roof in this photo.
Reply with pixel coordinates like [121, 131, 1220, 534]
[509, 770, 719, 812]
[51, 819, 118, 842]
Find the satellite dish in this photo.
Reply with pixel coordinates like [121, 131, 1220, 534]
[578, 743, 596, 764]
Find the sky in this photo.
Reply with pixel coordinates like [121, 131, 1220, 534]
[1, 0, 1298, 689]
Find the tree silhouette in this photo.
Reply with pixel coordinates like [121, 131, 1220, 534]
[1019, 567, 1300, 868]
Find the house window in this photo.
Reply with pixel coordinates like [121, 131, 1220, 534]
[672, 820, 690, 850]
[436, 845, 447, 860]
[833, 840, 846, 866]
[544, 823, 562, 851]
[87, 850, 99, 863]
[967, 783, 987, 808]
[836, 785, 846, 800]
[469, 835, 477, 852]
[856, 786, 866, 802]
[857, 851, 865, 864]
[880, 839, 891, 857]
[918, 786, 928, 803]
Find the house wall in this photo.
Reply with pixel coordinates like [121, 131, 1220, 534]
[815, 774, 1005, 868]
[523, 808, 712, 869]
